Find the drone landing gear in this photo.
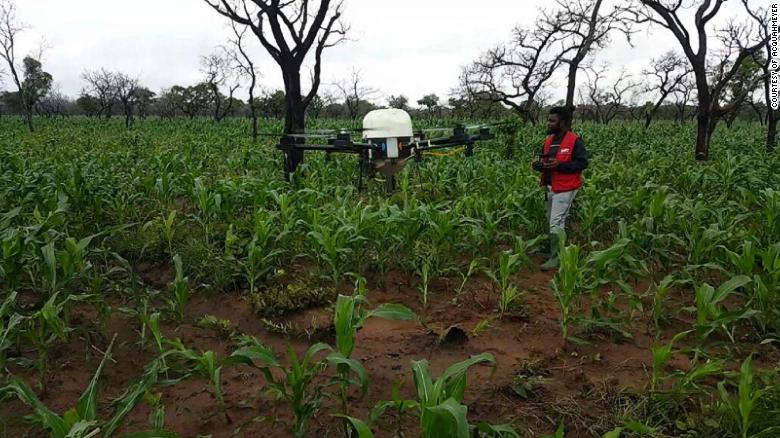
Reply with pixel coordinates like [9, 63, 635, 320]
[283, 145, 305, 182]
[386, 175, 397, 195]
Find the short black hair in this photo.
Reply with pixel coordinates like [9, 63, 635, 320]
[549, 106, 572, 125]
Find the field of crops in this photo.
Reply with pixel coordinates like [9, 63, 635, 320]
[1, 117, 779, 437]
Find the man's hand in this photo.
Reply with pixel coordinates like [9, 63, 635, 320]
[542, 159, 559, 169]
[532, 160, 544, 172]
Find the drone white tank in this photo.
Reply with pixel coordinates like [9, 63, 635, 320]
[362, 109, 414, 159]
[362, 109, 414, 140]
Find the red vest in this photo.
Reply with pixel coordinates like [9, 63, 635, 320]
[540, 131, 583, 193]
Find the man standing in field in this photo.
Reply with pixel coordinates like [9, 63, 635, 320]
[532, 106, 588, 270]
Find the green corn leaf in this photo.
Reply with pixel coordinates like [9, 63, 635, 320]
[423, 398, 469, 438]
[77, 335, 116, 422]
[365, 303, 419, 323]
[0, 378, 67, 438]
[334, 294, 357, 357]
[104, 362, 164, 437]
[229, 343, 281, 368]
[332, 414, 374, 438]
[411, 360, 435, 406]
[327, 352, 369, 396]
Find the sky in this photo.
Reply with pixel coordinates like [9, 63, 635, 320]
[6, 0, 755, 106]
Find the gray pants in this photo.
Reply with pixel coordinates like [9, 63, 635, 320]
[545, 186, 578, 234]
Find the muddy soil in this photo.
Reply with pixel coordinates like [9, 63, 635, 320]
[2, 258, 775, 438]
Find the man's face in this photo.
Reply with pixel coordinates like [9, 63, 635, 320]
[547, 113, 563, 135]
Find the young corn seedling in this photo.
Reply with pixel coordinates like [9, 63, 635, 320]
[369, 381, 417, 438]
[307, 222, 357, 284]
[0, 291, 22, 372]
[550, 240, 584, 344]
[650, 274, 677, 333]
[333, 278, 418, 414]
[144, 392, 167, 431]
[143, 210, 178, 258]
[693, 275, 755, 343]
[717, 356, 778, 438]
[650, 330, 690, 392]
[374, 352, 516, 438]
[1, 227, 24, 291]
[23, 292, 70, 390]
[192, 177, 222, 246]
[486, 250, 523, 318]
[166, 339, 230, 421]
[241, 226, 284, 295]
[0, 335, 170, 438]
[169, 254, 189, 323]
[721, 240, 757, 276]
[455, 258, 482, 296]
[229, 336, 368, 438]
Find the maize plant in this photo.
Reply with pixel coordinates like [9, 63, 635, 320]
[169, 254, 190, 323]
[717, 356, 780, 438]
[403, 353, 518, 438]
[0, 336, 172, 438]
[23, 292, 71, 389]
[333, 278, 418, 413]
[551, 240, 583, 343]
[0, 291, 22, 372]
[166, 339, 230, 421]
[650, 330, 691, 392]
[485, 250, 523, 318]
[229, 335, 368, 438]
[693, 276, 755, 343]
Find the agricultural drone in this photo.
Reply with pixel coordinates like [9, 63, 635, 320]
[276, 109, 496, 193]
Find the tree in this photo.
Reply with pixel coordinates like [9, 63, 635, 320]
[114, 72, 140, 128]
[333, 68, 378, 120]
[202, 0, 349, 178]
[134, 87, 156, 119]
[387, 94, 409, 111]
[672, 75, 696, 123]
[256, 89, 286, 118]
[547, 0, 633, 112]
[82, 68, 118, 119]
[623, 0, 769, 160]
[640, 51, 692, 129]
[461, 14, 569, 124]
[447, 87, 507, 120]
[155, 88, 180, 118]
[76, 94, 101, 117]
[417, 94, 440, 118]
[169, 83, 211, 119]
[306, 91, 334, 119]
[0, 0, 52, 131]
[717, 55, 763, 128]
[17, 57, 52, 129]
[579, 65, 636, 124]
[36, 84, 69, 118]
[226, 21, 261, 140]
[201, 51, 240, 122]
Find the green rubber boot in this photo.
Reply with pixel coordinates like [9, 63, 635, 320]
[541, 232, 563, 271]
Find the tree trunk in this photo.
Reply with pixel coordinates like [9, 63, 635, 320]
[565, 62, 578, 113]
[282, 67, 306, 181]
[694, 99, 714, 161]
[25, 110, 33, 132]
[248, 80, 258, 142]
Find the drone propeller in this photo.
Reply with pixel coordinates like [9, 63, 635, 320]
[257, 131, 338, 139]
[420, 127, 454, 134]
